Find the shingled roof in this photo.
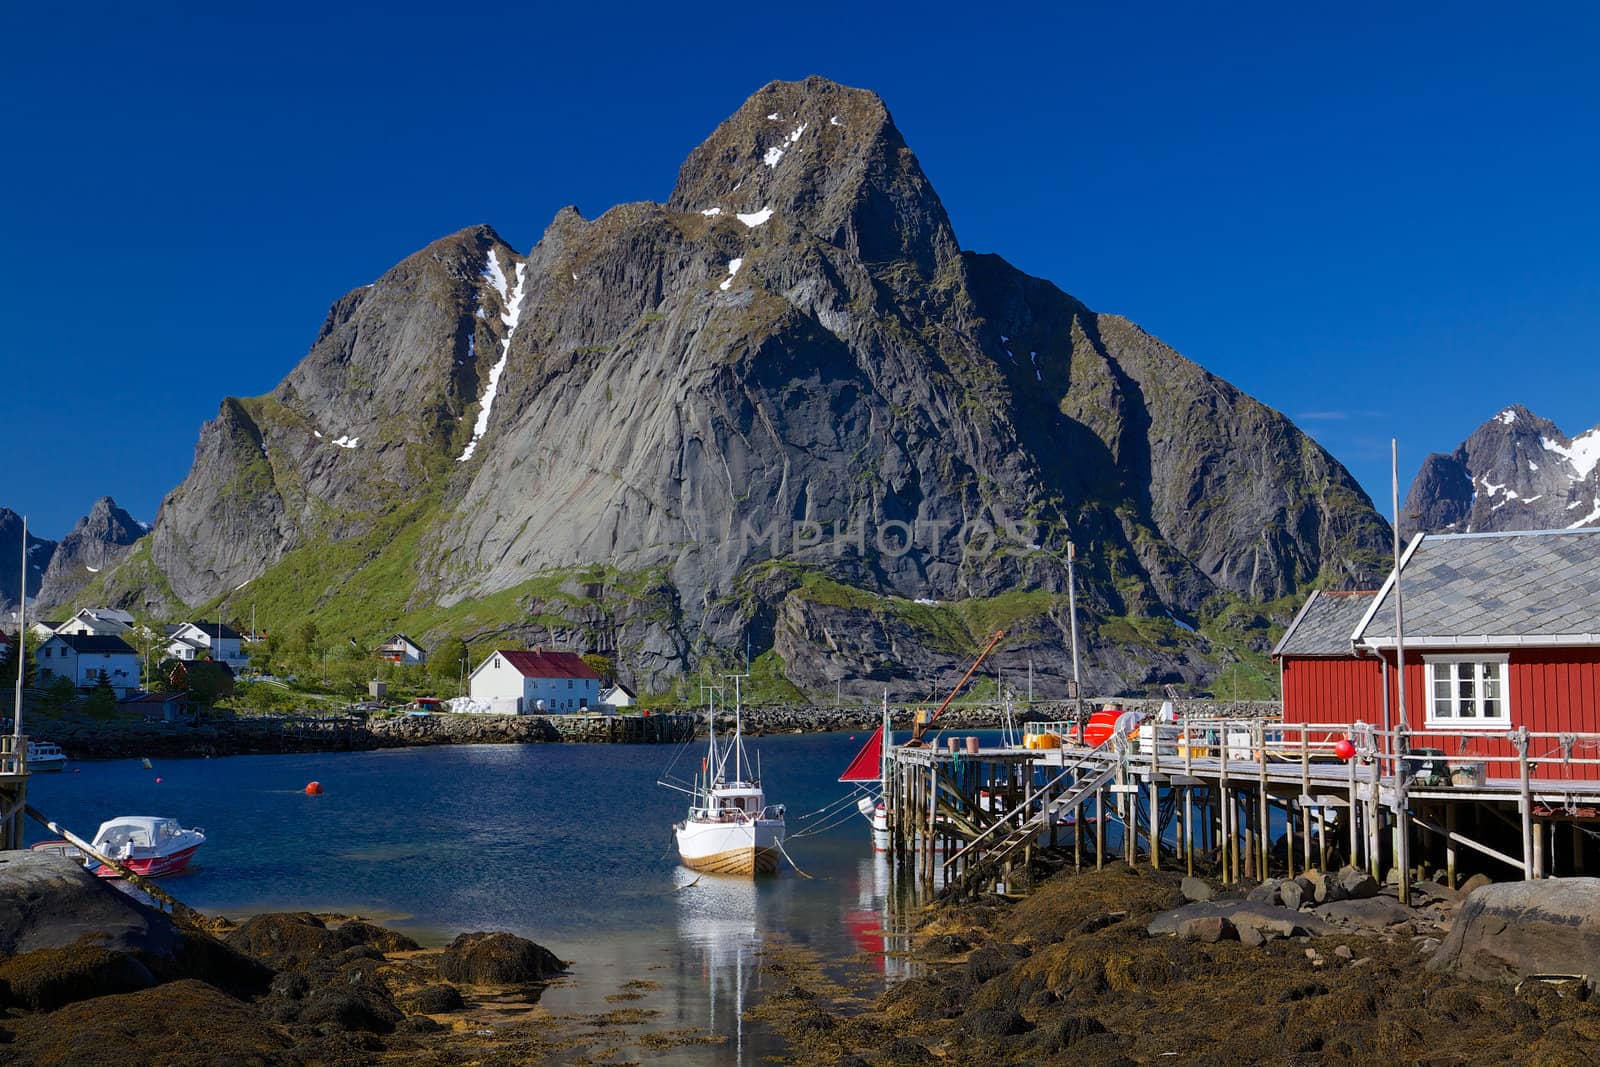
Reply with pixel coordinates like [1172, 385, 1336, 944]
[1272, 590, 1380, 657]
[496, 650, 601, 680]
[1355, 527, 1600, 649]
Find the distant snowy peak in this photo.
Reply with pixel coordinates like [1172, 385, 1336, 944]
[1403, 404, 1600, 536]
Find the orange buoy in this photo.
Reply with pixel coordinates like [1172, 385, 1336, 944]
[304, 781, 323, 795]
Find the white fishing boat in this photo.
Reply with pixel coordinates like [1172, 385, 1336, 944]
[25, 740, 68, 772]
[662, 677, 785, 876]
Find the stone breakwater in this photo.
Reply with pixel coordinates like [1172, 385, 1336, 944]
[729, 698, 1280, 735]
[44, 711, 698, 760]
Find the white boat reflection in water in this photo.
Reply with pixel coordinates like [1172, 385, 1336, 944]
[674, 868, 762, 1064]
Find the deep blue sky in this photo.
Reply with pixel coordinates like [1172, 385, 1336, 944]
[4, 2, 1598, 538]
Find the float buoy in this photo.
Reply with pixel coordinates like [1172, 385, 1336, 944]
[304, 781, 323, 795]
[1334, 739, 1356, 761]
[155, 777, 163, 784]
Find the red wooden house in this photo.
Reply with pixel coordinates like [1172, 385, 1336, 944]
[1274, 527, 1600, 781]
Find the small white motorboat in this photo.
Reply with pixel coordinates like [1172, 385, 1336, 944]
[89, 816, 206, 878]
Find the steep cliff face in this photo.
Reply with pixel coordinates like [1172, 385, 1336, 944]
[33, 497, 145, 611]
[0, 510, 56, 619]
[1404, 405, 1600, 536]
[101, 77, 1391, 696]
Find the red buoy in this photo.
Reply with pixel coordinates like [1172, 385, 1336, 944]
[304, 781, 323, 795]
[155, 777, 163, 784]
[1334, 739, 1356, 761]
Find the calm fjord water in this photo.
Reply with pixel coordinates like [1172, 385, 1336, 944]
[26, 732, 938, 1064]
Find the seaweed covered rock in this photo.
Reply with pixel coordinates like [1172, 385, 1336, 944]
[437, 931, 565, 984]
[0, 942, 158, 1010]
[223, 913, 353, 969]
[224, 913, 418, 971]
[398, 983, 465, 1014]
[4, 979, 295, 1066]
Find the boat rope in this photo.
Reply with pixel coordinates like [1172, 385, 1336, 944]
[790, 795, 875, 839]
[775, 837, 815, 880]
[794, 788, 869, 822]
[673, 875, 702, 893]
[793, 789, 869, 829]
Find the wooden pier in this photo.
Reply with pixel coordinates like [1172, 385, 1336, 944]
[0, 736, 29, 850]
[885, 712, 1600, 901]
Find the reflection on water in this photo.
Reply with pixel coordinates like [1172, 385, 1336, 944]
[676, 870, 760, 1062]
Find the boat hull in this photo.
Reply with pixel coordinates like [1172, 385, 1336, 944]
[27, 759, 66, 772]
[679, 844, 780, 876]
[676, 819, 784, 876]
[96, 844, 201, 879]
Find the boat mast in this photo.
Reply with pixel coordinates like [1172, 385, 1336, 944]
[731, 673, 744, 783]
[13, 516, 26, 745]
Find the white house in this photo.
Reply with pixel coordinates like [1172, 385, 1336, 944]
[164, 621, 248, 672]
[35, 633, 141, 698]
[467, 649, 602, 714]
[55, 608, 135, 637]
[601, 682, 636, 709]
[376, 633, 428, 666]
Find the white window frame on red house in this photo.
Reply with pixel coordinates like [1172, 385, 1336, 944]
[1424, 654, 1509, 728]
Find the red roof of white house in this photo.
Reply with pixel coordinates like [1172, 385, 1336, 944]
[496, 650, 601, 680]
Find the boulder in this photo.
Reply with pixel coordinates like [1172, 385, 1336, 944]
[1236, 923, 1266, 948]
[1246, 880, 1282, 905]
[1429, 877, 1600, 983]
[1177, 916, 1235, 944]
[1148, 901, 1329, 939]
[1278, 880, 1305, 911]
[1337, 868, 1380, 899]
[1179, 877, 1215, 903]
[0, 853, 269, 1008]
[1313, 897, 1414, 931]
[1459, 873, 1493, 895]
[437, 932, 566, 985]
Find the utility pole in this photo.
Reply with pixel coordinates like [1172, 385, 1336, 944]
[1067, 540, 1084, 737]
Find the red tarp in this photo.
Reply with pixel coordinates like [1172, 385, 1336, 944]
[838, 726, 884, 782]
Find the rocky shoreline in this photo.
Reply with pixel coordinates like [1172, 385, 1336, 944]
[750, 858, 1600, 1065]
[5, 843, 1597, 1065]
[0, 853, 723, 1065]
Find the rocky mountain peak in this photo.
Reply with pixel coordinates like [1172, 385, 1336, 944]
[1404, 405, 1600, 535]
[667, 76, 959, 280]
[92, 78, 1393, 697]
[34, 497, 146, 612]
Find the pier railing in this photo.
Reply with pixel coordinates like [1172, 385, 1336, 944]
[0, 735, 22, 777]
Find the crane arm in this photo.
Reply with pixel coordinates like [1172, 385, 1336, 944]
[911, 629, 1006, 744]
